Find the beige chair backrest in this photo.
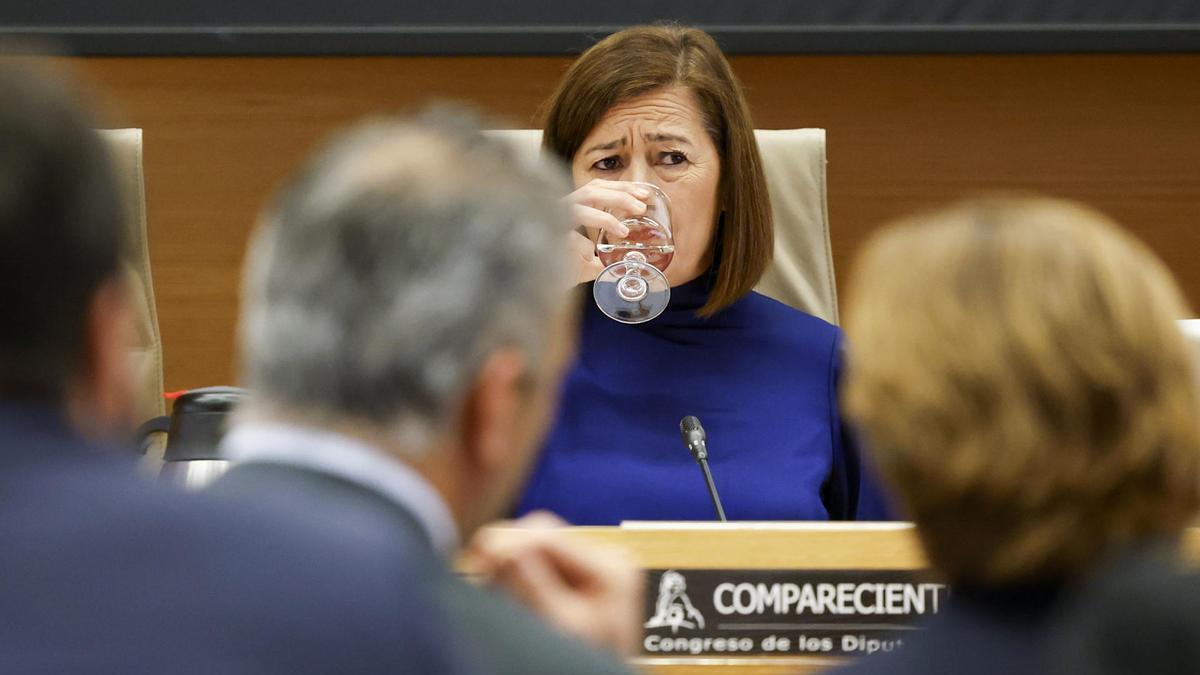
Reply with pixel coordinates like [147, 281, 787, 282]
[98, 129, 165, 421]
[485, 129, 838, 323]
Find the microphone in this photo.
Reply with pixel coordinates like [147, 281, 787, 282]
[679, 416, 727, 522]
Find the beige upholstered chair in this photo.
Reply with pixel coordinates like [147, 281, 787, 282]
[98, 129, 165, 422]
[485, 129, 839, 323]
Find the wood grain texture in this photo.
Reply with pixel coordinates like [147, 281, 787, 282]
[562, 522, 927, 569]
[66, 55, 1200, 392]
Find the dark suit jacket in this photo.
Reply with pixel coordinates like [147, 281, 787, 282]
[1049, 548, 1200, 675]
[213, 459, 637, 675]
[830, 584, 1064, 675]
[0, 403, 467, 674]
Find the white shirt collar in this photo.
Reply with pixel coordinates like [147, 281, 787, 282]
[219, 421, 460, 558]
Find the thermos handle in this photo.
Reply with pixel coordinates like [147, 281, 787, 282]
[135, 416, 171, 455]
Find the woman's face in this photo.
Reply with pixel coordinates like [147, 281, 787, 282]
[572, 85, 721, 287]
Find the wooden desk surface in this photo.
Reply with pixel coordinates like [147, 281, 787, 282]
[483, 523, 1200, 674]
[565, 522, 926, 570]
[556, 523, 919, 675]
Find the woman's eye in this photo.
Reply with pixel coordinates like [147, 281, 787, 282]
[592, 156, 622, 171]
[660, 151, 689, 166]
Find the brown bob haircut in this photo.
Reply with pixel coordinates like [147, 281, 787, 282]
[541, 25, 772, 317]
[844, 195, 1200, 587]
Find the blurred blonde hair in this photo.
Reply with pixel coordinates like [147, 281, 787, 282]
[844, 195, 1200, 586]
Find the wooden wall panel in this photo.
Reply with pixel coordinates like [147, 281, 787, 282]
[732, 55, 1200, 312]
[69, 55, 1200, 393]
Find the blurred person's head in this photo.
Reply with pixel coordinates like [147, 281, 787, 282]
[0, 59, 137, 436]
[542, 24, 772, 314]
[239, 107, 576, 537]
[843, 195, 1200, 588]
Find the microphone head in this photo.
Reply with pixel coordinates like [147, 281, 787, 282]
[679, 416, 708, 462]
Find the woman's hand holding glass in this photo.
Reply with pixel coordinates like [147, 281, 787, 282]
[564, 181, 673, 324]
[564, 179, 654, 285]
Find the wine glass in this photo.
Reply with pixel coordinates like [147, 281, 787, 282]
[593, 183, 674, 324]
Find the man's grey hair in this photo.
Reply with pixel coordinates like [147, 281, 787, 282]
[240, 107, 572, 451]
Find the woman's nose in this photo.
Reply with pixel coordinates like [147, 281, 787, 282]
[621, 160, 651, 185]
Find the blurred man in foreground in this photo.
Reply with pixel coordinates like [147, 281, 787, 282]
[833, 196, 1200, 674]
[0, 60, 466, 673]
[213, 109, 640, 674]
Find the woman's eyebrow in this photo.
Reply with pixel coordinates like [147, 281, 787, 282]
[645, 132, 692, 146]
[583, 137, 625, 154]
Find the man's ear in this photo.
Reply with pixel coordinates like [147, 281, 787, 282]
[458, 347, 530, 471]
[72, 275, 138, 438]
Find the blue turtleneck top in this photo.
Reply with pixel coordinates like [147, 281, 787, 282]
[516, 274, 889, 525]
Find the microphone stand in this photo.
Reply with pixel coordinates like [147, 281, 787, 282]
[698, 457, 727, 522]
[681, 415, 728, 522]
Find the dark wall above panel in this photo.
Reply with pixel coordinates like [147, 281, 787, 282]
[2, 1, 1200, 55]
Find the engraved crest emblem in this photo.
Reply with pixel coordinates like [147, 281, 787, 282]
[644, 570, 705, 633]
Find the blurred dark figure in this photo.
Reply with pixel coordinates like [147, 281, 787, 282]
[0, 59, 468, 673]
[1050, 550, 1200, 675]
